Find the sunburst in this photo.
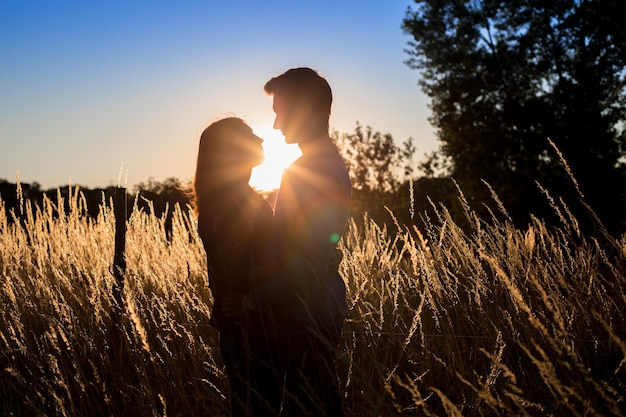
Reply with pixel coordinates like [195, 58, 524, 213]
[249, 126, 301, 191]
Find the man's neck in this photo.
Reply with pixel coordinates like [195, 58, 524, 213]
[298, 131, 330, 154]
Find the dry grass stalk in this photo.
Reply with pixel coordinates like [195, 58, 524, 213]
[1, 184, 625, 416]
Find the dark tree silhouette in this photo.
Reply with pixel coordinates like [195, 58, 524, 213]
[403, 0, 626, 235]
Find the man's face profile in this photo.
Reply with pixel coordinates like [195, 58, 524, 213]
[272, 94, 299, 145]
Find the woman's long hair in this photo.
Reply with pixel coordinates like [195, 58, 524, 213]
[191, 117, 262, 218]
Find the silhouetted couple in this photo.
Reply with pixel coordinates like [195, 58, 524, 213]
[192, 68, 351, 417]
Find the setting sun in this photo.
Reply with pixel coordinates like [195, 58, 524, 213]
[250, 126, 301, 191]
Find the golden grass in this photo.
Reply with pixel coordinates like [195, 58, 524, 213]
[1, 185, 625, 416]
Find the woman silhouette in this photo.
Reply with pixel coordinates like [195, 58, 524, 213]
[191, 117, 273, 416]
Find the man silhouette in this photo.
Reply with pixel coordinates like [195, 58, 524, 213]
[248, 67, 352, 417]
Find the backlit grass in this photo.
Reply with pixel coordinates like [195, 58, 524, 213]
[1, 185, 624, 416]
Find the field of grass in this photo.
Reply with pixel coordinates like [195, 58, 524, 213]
[1, 185, 625, 416]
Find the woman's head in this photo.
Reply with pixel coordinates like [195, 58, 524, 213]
[192, 117, 264, 214]
[198, 117, 264, 171]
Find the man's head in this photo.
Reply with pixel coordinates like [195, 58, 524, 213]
[264, 67, 332, 144]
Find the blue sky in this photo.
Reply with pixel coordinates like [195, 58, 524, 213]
[1, 0, 435, 190]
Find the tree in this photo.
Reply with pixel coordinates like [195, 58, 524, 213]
[332, 123, 415, 226]
[402, 0, 626, 234]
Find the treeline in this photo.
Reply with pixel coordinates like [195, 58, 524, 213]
[0, 178, 190, 232]
[0, 174, 432, 236]
[1, 168, 622, 241]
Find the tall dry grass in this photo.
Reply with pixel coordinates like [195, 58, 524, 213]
[1, 184, 625, 416]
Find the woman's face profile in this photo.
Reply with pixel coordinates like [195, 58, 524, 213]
[201, 119, 265, 179]
[219, 124, 265, 175]
[236, 129, 264, 168]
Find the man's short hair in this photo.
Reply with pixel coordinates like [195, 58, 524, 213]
[264, 67, 332, 120]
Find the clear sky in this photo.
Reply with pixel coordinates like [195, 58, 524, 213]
[1, 0, 435, 191]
